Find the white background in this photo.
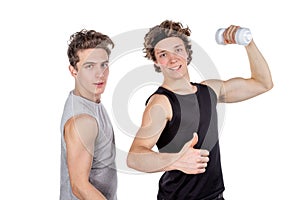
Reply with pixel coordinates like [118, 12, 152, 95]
[0, 0, 299, 199]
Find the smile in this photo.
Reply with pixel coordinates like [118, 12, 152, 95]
[169, 65, 182, 71]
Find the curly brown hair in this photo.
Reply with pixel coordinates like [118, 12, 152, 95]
[143, 20, 193, 72]
[67, 29, 114, 70]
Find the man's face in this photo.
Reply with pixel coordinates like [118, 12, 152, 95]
[71, 48, 109, 102]
[154, 37, 189, 80]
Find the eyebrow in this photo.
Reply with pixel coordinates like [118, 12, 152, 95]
[174, 44, 184, 49]
[82, 60, 109, 65]
[156, 49, 166, 55]
[82, 61, 96, 65]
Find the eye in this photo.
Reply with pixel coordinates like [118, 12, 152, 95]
[175, 48, 183, 53]
[101, 62, 109, 68]
[159, 53, 167, 58]
[84, 64, 94, 69]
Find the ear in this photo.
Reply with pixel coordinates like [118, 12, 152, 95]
[154, 60, 161, 67]
[69, 65, 78, 77]
[154, 61, 161, 71]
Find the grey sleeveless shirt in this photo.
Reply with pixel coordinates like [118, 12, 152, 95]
[60, 91, 117, 200]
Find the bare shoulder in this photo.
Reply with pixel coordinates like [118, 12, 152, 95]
[65, 114, 97, 134]
[146, 93, 172, 121]
[147, 93, 169, 106]
[64, 114, 98, 155]
[201, 79, 224, 100]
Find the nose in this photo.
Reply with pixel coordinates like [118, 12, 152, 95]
[169, 52, 178, 63]
[95, 65, 108, 78]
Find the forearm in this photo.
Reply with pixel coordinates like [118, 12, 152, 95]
[127, 147, 179, 173]
[245, 40, 273, 90]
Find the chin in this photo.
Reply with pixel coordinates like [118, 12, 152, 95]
[94, 87, 106, 96]
[171, 73, 186, 79]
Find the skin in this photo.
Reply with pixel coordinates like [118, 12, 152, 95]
[127, 25, 273, 174]
[64, 48, 109, 200]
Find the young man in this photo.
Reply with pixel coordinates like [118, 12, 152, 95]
[60, 30, 117, 200]
[127, 20, 273, 200]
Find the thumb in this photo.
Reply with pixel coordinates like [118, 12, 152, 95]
[189, 132, 198, 148]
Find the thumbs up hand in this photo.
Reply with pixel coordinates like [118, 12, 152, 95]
[188, 132, 199, 148]
[172, 133, 210, 174]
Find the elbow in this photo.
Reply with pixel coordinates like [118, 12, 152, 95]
[126, 152, 136, 170]
[263, 80, 274, 92]
[70, 180, 87, 199]
[257, 77, 273, 94]
[70, 182, 82, 199]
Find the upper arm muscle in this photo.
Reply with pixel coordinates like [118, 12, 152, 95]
[130, 95, 171, 152]
[64, 115, 98, 183]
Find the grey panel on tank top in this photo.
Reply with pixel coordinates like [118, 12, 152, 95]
[159, 93, 200, 152]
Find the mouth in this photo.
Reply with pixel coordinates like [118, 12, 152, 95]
[169, 65, 182, 71]
[94, 81, 105, 87]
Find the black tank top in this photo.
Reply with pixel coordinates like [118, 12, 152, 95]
[146, 83, 225, 200]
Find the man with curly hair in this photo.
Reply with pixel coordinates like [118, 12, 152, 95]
[60, 29, 117, 200]
[127, 20, 273, 200]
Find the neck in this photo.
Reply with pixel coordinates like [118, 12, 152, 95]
[73, 89, 101, 103]
[162, 78, 195, 95]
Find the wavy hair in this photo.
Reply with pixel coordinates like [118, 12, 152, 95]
[67, 29, 114, 70]
[143, 20, 193, 72]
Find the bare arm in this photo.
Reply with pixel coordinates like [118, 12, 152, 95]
[204, 26, 273, 103]
[127, 95, 209, 174]
[64, 115, 107, 200]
